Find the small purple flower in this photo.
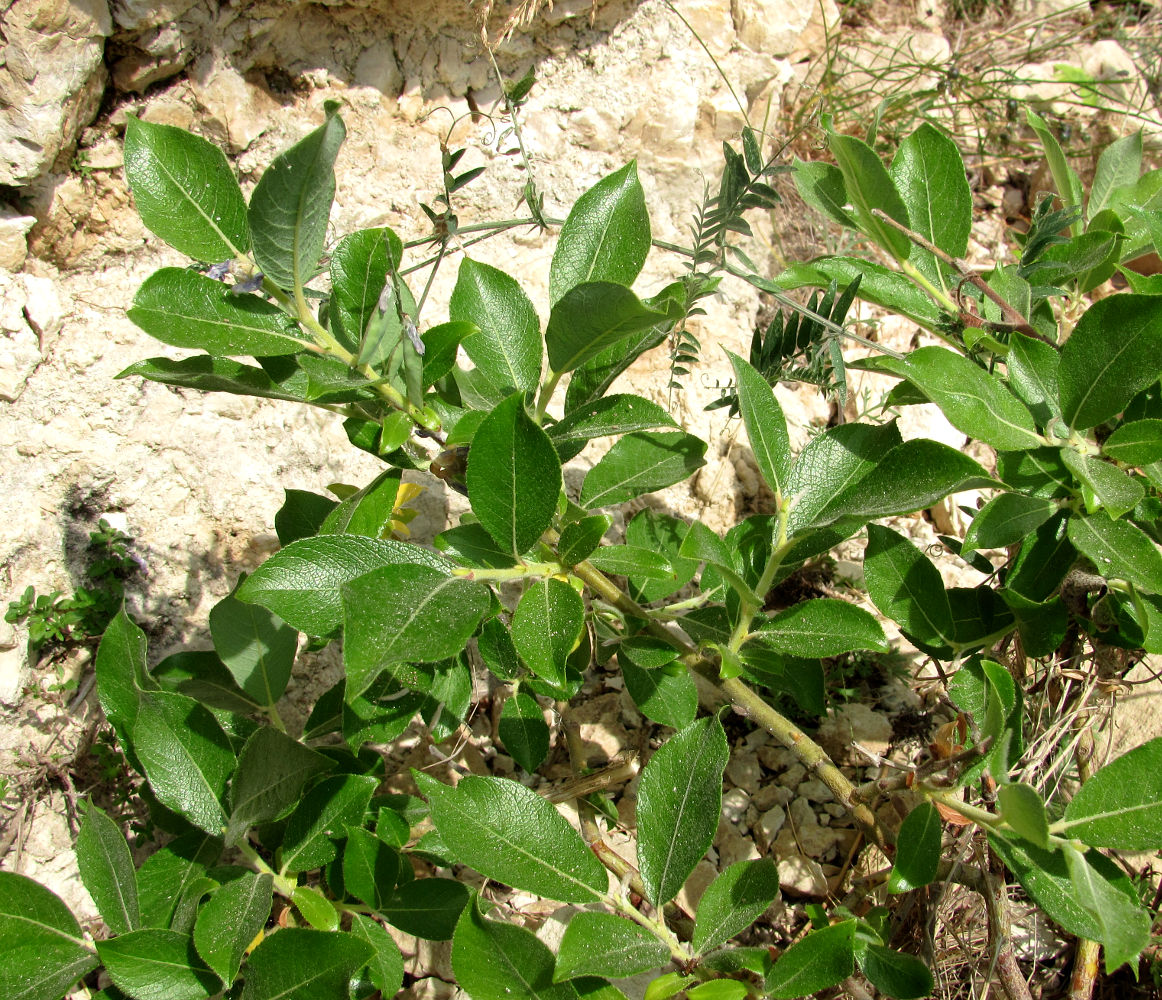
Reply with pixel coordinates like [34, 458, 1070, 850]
[230, 272, 265, 295]
[206, 260, 232, 281]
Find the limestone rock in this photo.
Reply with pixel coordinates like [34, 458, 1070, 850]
[817, 703, 894, 765]
[0, 619, 27, 706]
[0, 0, 112, 186]
[0, 207, 38, 271]
[735, 0, 841, 60]
[187, 61, 282, 153]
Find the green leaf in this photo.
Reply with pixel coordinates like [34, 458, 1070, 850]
[380, 877, 470, 940]
[123, 116, 250, 262]
[637, 715, 729, 907]
[136, 832, 222, 929]
[1008, 331, 1061, 426]
[871, 347, 1041, 450]
[765, 920, 857, 999]
[1068, 512, 1162, 592]
[249, 108, 346, 294]
[754, 599, 887, 658]
[416, 772, 608, 903]
[236, 535, 450, 637]
[95, 608, 154, 765]
[1103, 419, 1162, 466]
[546, 283, 668, 375]
[128, 268, 308, 357]
[1026, 108, 1083, 225]
[998, 782, 1050, 849]
[193, 871, 272, 983]
[341, 564, 490, 698]
[792, 157, 856, 229]
[436, 522, 519, 570]
[280, 774, 378, 875]
[625, 510, 698, 603]
[0, 871, 98, 1000]
[452, 896, 576, 1000]
[548, 394, 678, 462]
[98, 929, 220, 1000]
[468, 393, 562, 556]
[499, 691, 551, 772]
[828, 131, 911, 260]
[864, 525, 954, 648]
[1089, 131, 1142, 221]
[133, 690, 235, 835]
[726, 350, 791, 496]
[550, 161, 651, 304]
[1061, 451, 1145, 519]
[241, 927, 374, 1000]
[328, 227, 400, 349]
[226, 727, 333, 845]
[587, 545, 676, 581]
[558, 515, 613, 566]
[208, 590, 297, 708]
[1006, 511, 1076, 601]
[450, 259, 543, 394]
[580, 431, 706, 508]
[962, 493, 1057, 555]
[349, 913, 404, 997]
[476, 617, 524, 681]
[118, 355, 308, 403]
[692, 859, 780, 954]
[855, 944, 934, 1000]
[773, 257, 941, 328]
[1059, 738, 1162, 849]
[889, 123, 971, 286]
[76, 802, 139, 936]
[886, 802, 941, 892]
[555, 912, 670, 980]
[644, 972, 691, 1000]
[997, 447, 1074, 499]
[622, 663, 698, 729]
[290, 885, 339, 931]
[686, 982, 748, 1000]
[1064, 844, 1151, 973]
[1059, 294, 1162, 429]
[564, 324, 669, 413]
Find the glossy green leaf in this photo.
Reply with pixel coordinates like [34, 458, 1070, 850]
[1008, 331, 1061, 426]
[625, 510, 698, 603]
[341, 563, 490, 698]
[886, 802, 941, 893]
[546, 282, 668, 375]
[622, 663, 698, 729]
[828, 131, 911, 260]
[727, 350, 791, 496]
[342, 827, 400, 911]
[136, 832, 222, 930]
[864, 525, 954, 648]
[208, 590, 297, 708]
[1064, 844, 1151, 972]
[193, 871, 272, 983]
[1103, 419, 1162, 466]
[1059, 738, 1162, 849]
[468, 393, 562, 555]
[510, 579, 585, 688]
[226, 727, 333, 845]
[241, 927, 374, 1000]
[476, 617, 523, 681]
[380, 877, 470, 940]
[0, 871, 98, 1000]
[692, 859, 780, 954]
[320, 467, 403, 538]
[644, 972, 691, 1000]
[555, 912, 670, 981]
[1068, 512, 1162, 592]
[617, 637, 680, 669]
[119, 355, 309, 403]
[549, 394, 678, 462]
[564, 323, 669, 412]
[889, 123, 971, 286]
[499, 691, 551, 772]
[686, 982, 747, 1000]
[128, 268, 307, 357]
[328, 227, 400, 349]
[124, 116, 250, 262]
[1059, 294, 1162, 429]
[773, 257, 941, 328]
[1089, 131, 1142, 221]
[792, 157, 856, 229]
[962, 493, 1057, 555]
[275, 489, 338, 546]
[550, 161, 651, 303]
[580, 431, 706, 508]
[280, 774, 378, 875]
[998, 782, 1050, 849]
[249, 108, 346, 294]
[435, 522, 519, 569]
[996, 447, 1073, 498]
[133, 690, 235, 835]
[999, 589, 1068, 658]
[1061, 450, 1144, 519]
[450, 259, 542, 393]
[290, 885, 339, 931]
[637, 715, 729, 907]
[1006, 511, 1076, 601]
[1026, 108, 1083, 224]
[76, 801, 139, 936]
[452, 896, 574, 1000]
[754, 599, 887, 658]
[558, 515, 613, 566]
[765, 920, 857, 999]
[350, 913, 404, 998]
[855, 944, 934, 1000]
[98, 930, 220, 1000]
[586, 545, 676, 581]
[416, 772, 608, 903]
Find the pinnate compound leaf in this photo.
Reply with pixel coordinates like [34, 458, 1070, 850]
[249, 107, 346, 294]
[280, 774, 378, 875]
[450, 259, 542, 393]
[192, 871, 272, 984]
[546, 282, 668, 375]
[76, 801, 139, 936]
[98, 929, 220, 1000]
[1064, 845, 1151, 972]
[864, 525, 954, 648]
[415, 772, 608, 903]
[754, 599, 887, 658]
[726, 350, 791, 496]
[350, 913, 405, 998]
[637, 715, 729, 907]
[886, 802, 941, 893]
[241, 927, 374, 1000]
[0, 871, 98, 1000]
[581, 431, 706, 508]
[133, 690, 235, 835]
[208, 590, 297, 708]
[550, 161, 651, 303]
[128, 268, 308, 357]
[549, 394, 678, 462]
[998, 782, 1050, 849]
[124, 116, 250, 262]
[856, 944, 934, 1000]
[341, 564, 490, 699]
[1067, 513, 1162, 593]
[468, 393, 562, 556]
[380, 877, 470, 940]
[692, 859, 780, 954]
[1060, 738, 1162, 850]
[962, 493, 1056, 555]
[555, 912, 670, 981]
[1059, 294, 1162, 430]
[499, 691, 551, 772]
[236, 534, 450, 637]
[765, 920, 857, 998]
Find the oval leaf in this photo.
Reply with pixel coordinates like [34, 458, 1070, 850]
[555, 911, 670, 981]
[765, 920, 857, 999]
[727, 350, 792, 497]
[499, 691, 551, 773]
[1060, 738, 1162, 850]
[193, 871, 273, 984]
[962, 493, 1056, 555]
[864, 525, 954, 648]
[1067, 513, 1162, 593]
[76, 802, 139, 936]
[581, 431, 706, 509]
[209, 590, 297, 708]
[755, 598, 887, 658]
[546, 282, 667, 375]
[280, 774, 378, 875]
[98, 929, 220, 1000]
[452, 895, 562, 1000]
[886, 802, 941, 893]
[241, 927, 374, 1000]
[692, 859, 780, 954]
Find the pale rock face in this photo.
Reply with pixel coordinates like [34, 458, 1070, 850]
[187, 60, 284, 153]
[0, 207, 38, 271]
[734, 0, 841, 60]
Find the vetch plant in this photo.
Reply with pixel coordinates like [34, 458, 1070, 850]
[5, 97, 1162, 1000]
